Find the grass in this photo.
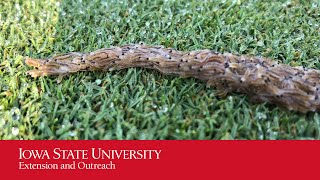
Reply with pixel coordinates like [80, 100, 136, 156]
[1, 0, 320, 140]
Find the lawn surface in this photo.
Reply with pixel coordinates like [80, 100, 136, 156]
[1, 0, 320, 139]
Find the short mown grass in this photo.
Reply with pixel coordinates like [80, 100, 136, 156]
[1, 0, 320, 139]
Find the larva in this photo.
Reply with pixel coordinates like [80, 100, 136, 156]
[25, 44, 320, 113]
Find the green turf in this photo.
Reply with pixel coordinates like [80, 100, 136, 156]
[1, 0, 320, 140]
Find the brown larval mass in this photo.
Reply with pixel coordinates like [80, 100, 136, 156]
[25, 44, 320, 113]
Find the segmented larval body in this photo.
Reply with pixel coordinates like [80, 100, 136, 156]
[25, 44, 320, 113]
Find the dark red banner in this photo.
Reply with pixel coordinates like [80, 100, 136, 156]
[0, 141, 318, 179]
